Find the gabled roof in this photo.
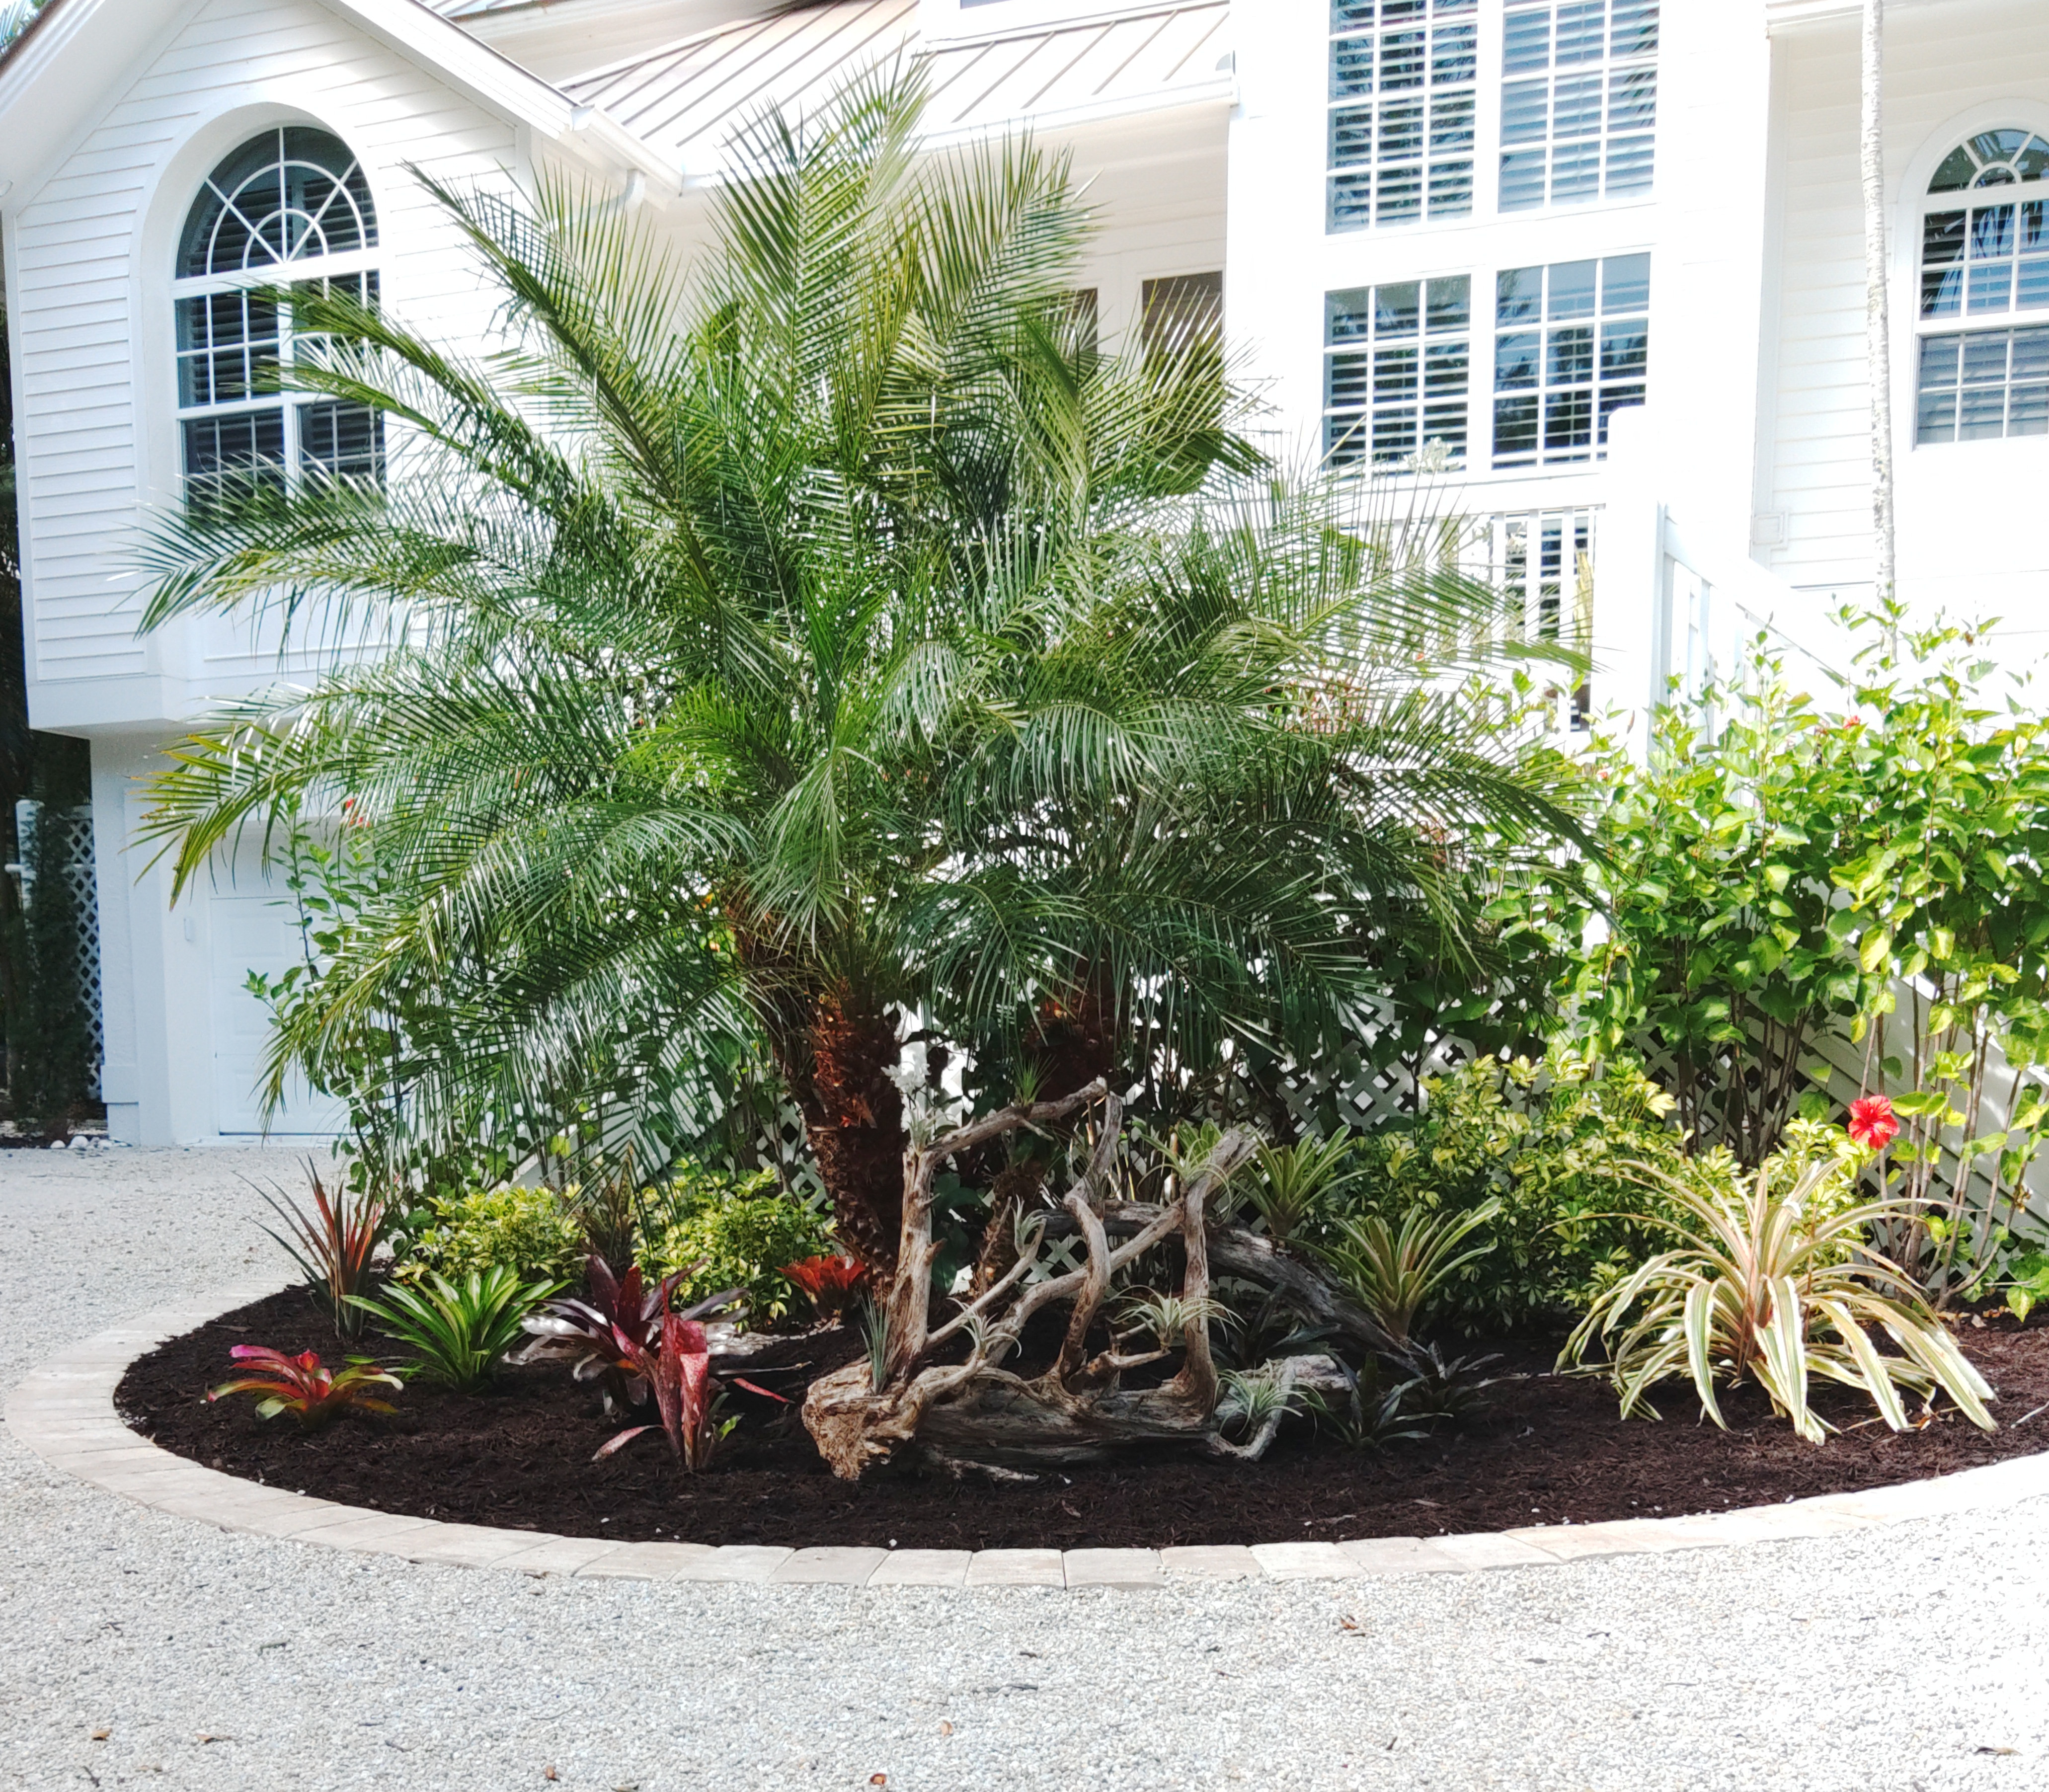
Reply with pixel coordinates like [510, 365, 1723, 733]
[0, 0, 678, 208]
[565, 0, 1232, 179]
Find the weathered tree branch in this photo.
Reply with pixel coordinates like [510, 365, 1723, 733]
[801, 1094, 1292, 1476]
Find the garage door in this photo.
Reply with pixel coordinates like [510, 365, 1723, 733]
[210, 896, 347, 1137]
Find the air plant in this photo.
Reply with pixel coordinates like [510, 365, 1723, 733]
[859, 1297, 891, 1392]
[206, 1345, 401, 1428]
[1113, 1290, 1234, 1353]
[593, 1314, 784, 1471]
[1246, 1133, 1358, 1247]
[781, 1254, 869, 1325]
[351, 1266, 564, 1393]
[512, 1254, 685, 1414]
[1212, 1364, 1307, 1458]
[257, 1167, 394, 1343]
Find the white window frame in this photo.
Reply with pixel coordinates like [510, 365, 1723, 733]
[1910, 127, 2049, 449]
[1327, 0, 1481, 233]
[1489, 252, 1649, 469]
[1322, 274, 1474, 469]
[171, 127, 384, 508]
[1497, 0, 1657, 215]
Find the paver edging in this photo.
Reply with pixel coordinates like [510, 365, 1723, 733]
[11, 1280, 2049, 1591]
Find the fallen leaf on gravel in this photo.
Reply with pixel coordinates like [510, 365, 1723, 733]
[196, 1735, 234, 1745]
[939, 1722, 953, 1736]
[90, 1729, 109, 1741]
[544, 1770, 557, 1782]
[871, 1776, 888, 1785]
[1977, 1747, 2019, 1757]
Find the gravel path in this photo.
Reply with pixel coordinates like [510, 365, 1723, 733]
[3, 1147, 2047, 1792]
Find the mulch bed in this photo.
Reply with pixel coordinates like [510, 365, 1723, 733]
[117, 1287, 2049, 1551]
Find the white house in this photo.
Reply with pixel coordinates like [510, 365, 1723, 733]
[0, 0, 2040, 1143]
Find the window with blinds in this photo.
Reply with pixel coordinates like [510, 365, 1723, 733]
[1323, 276, 1472, 469]
[1492, 253, 1648, 467]
[1916, 131, 2049, 445]
[1499, 0, 1657, 214]
[1327, 0, 1479, 232]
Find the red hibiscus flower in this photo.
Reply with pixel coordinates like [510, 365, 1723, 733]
[1847, 1094, 1898, 1152]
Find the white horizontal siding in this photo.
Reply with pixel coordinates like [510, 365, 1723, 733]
[1767, 2, 2049, 592]
[12, 0, 522, 702]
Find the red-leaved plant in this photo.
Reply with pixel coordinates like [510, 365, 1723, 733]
[513, 1254, 686, 1414]
[594, 1315, 784, 1471]
[781, 1254, 869, 1324]
[258, 1167, 394, 1344]
[207, 1345, 402, 1428]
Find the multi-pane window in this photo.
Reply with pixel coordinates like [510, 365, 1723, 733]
[1328, 0, 1479, 232]
[1916, 131, 2049, 445]
[1324, 276, 1472, 468]
[1499, 0, 1657, 213]
[173, 127, 383, 511]
[1485, 509, 1595, 727]
[1141, 272, 1224, 356]
[1492, 253, 1648, 468]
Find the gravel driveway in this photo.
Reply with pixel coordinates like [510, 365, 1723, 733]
[3, 1146, 2046, 1792]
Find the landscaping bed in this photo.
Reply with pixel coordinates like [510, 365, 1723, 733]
[118, 1286, 2049, 1552]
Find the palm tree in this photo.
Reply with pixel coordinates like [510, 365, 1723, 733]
[137, 70, 1587, 1267]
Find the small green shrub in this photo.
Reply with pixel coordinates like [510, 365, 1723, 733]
[399, 1183, 586, 1287]
[638, 1163, 832, 1327]
[1339, 1047, 1685, 1332]
[352, 1267, 564, 1393]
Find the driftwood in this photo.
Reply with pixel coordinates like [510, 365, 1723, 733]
[802, 1080, 1351, 1478]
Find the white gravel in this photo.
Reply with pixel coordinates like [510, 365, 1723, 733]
[3, 1145, 2048, 1791]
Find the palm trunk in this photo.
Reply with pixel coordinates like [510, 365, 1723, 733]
[798, 986, 907, 1272]
[1861, 0, 1897, 625]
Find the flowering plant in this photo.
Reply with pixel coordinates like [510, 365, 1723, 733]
[1847, 1094, 1899, 1154]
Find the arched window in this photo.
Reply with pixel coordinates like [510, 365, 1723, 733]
[1915, 129, 2049, 445]
[173, 127, 384, 508]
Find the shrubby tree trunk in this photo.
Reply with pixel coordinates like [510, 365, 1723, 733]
[752, 970, 907, 1273]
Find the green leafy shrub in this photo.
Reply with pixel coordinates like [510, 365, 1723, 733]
[638, 1164, 832, 1328]
[1339, 1047, 1685, 1332]
[399, 1183, 586, 1287]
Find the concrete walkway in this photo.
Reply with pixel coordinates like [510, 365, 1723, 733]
[4, 1148, 2047, 1790]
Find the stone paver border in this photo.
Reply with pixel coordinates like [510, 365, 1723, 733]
[12, 1281, 2049, 1590]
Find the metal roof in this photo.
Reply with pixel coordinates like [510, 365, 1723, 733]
[563, 0, 1232, 179]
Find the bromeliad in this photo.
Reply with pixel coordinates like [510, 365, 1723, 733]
[593, 1314, 784, 1472]
[513, 1254, 688, 1414]
[780, 1254, 869, 1325]
[206, 1345, 401, 1428]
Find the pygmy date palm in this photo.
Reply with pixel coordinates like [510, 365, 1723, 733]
[137, 70, 1586, 1268]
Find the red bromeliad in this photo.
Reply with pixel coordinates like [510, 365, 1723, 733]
[1847, 1094, 1899, 1153]
[593, 1314, 784, 1471]
[780, 1253, 869, 1323]
[514, 1254, 687, 1414]
[206, 1345, 401, 1427]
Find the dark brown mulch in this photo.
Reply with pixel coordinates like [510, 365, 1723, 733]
[116, 1287, 2049, 1551]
